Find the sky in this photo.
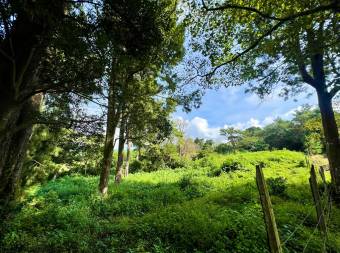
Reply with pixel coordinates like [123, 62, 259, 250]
[169, 2, 323, 143]
[173, 85, 318, 142]
[170, 15, 321, 143]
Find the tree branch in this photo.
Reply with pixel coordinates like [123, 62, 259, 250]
[330, 85, 340, 98]
[0, 116, 104, 138]
[202, 0, 339, 21]
[66, 0, 102, 7]
[201, 0, 282, 20]
[197, 0, 339, 80]
[298, 63, 315, 86]
[15, 47, 36, 98]
[204, 20, 286, 78]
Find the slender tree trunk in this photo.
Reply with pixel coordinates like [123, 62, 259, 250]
[136, 146, 141, 161]
[115, 118, 126, 184]
[316, 88, 340, 201]
[98, 83, 119, 194]
[124, 139, 131, 177]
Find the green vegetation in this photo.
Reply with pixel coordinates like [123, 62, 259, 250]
[217, 106, 340, 154]
[2, 150, 339, 253]
[0, 1, 339, 252]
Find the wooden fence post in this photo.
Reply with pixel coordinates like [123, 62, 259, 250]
[256, 165, 282, 253]
[319, 166, 327, 193]
[309, 165, 327, 234]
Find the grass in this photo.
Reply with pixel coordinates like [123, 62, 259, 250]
[1, 150, 340, 253]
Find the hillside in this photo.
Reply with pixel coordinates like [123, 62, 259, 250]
[1, 151, 340, 253]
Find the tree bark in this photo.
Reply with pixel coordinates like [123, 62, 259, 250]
[115, 118, 126, 184]
[136, 146, 141, 161]
[124, 139, 131, 177]
[297, 27, 340, 202]
[99, 84, 119, 194]
[0, 94, 43, 205]
[0, 1, 66, 204]
[316, 88, 340, 201]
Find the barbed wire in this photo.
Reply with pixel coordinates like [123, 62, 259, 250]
[302, 189, 331, 253]
[282, 207, 314, 245]
[282, 193, 326, 246]
[323, 188, 333, 252]
[282, 180, 332, 250]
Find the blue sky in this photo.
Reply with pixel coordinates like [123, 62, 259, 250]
[173, 85, 318, 142]
[170, 21, 320, 142]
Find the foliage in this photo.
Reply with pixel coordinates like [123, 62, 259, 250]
[214, 143, 233, 154]
[185, 0, 339, 99]
[267, 177, 287, 197]
[23, 126, 103, 185]
[263, 119, 304, 151]
[220, 160, 243, 173]
[2, 150, 340, 253]
[238, 127, 269, 152]
[220, 127, 242, 152]
[214, 107, 340, 154]
[184, 0, 340, 194]
[131, 143, 189, 172]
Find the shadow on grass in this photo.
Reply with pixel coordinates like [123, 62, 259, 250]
[1, 174, 339, 253]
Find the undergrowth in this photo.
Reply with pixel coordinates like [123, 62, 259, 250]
[1, 150, 339, 253]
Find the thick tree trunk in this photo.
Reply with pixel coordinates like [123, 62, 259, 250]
[124, 140, 131, 177]
[316, 89, 340, 201]
[0, 1, 65, 204]
[0, 94, 43, 205]
[99, 86, 119, 194]
[115, 119, 126, 184]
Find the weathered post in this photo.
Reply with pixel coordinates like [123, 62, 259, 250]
[309, 165, 327, 234]
[319, 166, 327, 193]
[256, 165, 282, 253]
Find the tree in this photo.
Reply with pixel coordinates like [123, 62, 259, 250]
[0, 0, 67, 203]
[98, 0, 184, 193]
[220, 127, 242, 152]
[239, 127, 269, 151]
[0, 0, 106, 203]
[186, 0, 340, 200]
[262, 119, 304, 151]
[292, 105, 340, 154]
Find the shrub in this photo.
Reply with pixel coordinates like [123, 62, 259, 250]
[220, 161, 243, 173]
[267, 177, 287, 196]
[178, 175, 204, 199]
[214, 143, 232, 154]
[129, 160, 144, 173]
[207, 168, 222, 177]
[178, 175, 194, 190]
[297, 160, 306, 167]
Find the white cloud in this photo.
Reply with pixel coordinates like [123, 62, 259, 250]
[175, 116, 264, 143]
[282, 106, 302, 119]
[174, 106, 309, 142]
[186, 117, 222, 141]
[262, 116, 275, 125]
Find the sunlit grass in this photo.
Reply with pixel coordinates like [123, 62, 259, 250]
[1, 150, 339, 253]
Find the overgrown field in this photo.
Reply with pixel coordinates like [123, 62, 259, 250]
[1, 151, 340, 253]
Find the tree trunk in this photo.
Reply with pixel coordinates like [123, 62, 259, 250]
[0, 1, 65, 204]
[136, 146, 141, 161]
[0, 94, 43, 205]
[124, 139, 131, 177]
[115, 118, 126, 184]
[99, 84, 119, 194]
[316, 89, 340, 201]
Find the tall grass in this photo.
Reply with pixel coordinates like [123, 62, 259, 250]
[1, 150, 339, 252]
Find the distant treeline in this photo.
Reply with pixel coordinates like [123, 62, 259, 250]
[211, 105, 340, 154]
[23, 106, 339, 185]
